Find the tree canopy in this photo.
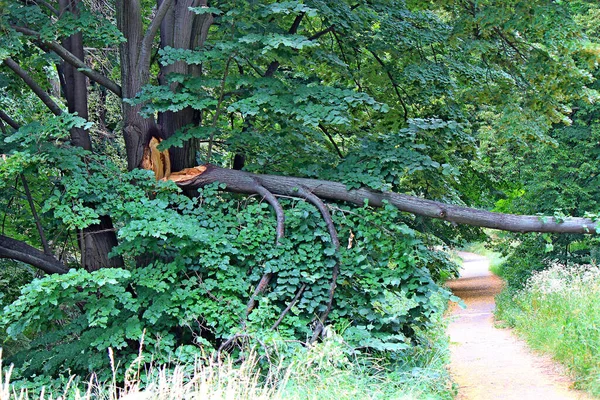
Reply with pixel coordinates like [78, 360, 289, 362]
[1, 0, 600, 379]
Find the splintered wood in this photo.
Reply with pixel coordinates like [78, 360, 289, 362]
[167, 166, 207, 182]
[140, 134, 206, 182]
[141, 136, 171, 180]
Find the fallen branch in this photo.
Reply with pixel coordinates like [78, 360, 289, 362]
[294, 186, 340, 341]
[172, 164, 599, 234]
[245, 272, 273, 316]
[254, 181, 285, 244]
[244, 181, 284, 315]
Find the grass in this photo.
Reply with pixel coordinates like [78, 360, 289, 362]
[495, 263, 600, 396]
[0, 339, 451, 400]
[0, 294, 454, 400]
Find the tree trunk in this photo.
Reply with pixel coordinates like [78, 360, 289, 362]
[59, 0, 123, 270]
[58, 0, 92, 150]
[158, 0, 212, 171]
[117, 0, 156, 171]
[80, 215, 122, 271]
[172, 165, 599, 234]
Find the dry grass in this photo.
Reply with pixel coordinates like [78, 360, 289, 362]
[1, 349, 286, 400]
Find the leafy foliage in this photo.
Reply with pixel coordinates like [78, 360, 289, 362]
[1, 0, 600, 386]
[0, 142, 457, 377]
[484, 88, 600, 288]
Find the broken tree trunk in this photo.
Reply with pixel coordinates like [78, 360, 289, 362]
[169, 164, 599, 234]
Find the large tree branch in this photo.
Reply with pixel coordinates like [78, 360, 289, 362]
[12, 25, 122, 97]
[0, 234, 67, 274]
[0, 110, 20, 130]
[3, 58, 63, 116]
[171, 165, 599, 234]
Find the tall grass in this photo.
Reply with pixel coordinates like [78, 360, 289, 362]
[495, 263, 600, 396]
[0, 341, 450, 400]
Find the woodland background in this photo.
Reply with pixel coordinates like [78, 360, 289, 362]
[1, 0, 600, 396]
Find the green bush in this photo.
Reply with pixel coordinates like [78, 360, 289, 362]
[2, 293, 454, 400]
[1, 157, 458, 380]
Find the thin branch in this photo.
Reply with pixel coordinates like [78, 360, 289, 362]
[20, 174, 52, 255]
[19, 0, 59, 15]
[308, 25, 335, 41]
[246, 272, 273, 316]
[494, 27, 527, 61]
[1, 188, 16, 235]
[12, 25, 122, 97]
[318, 123, 344, 159]
[37, 0, 59, 15]
[217, 333, 248, 353]
[264, 12, 306, 77]
[139, 0, 174, 71]
[271, 283, 306, 330]
[3, 57, 63, 116]
[0, 110, 20, 130]
[214, 333, 270, 365]
[332, 29, 363, 91]
[368, 49, 409, 121]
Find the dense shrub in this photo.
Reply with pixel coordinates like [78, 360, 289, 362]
[1, 160, 458, 379]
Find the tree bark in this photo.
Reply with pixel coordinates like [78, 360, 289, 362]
[0, 235, 67, 274]
[117, 0, 173, 171]
[81, 215, 122, 271]
[158, 0, 212, 171]
[59, 0, 92, 150]
[117, 0, 153, 171]
[56, 0, 123, 271]
[173, 165, 599, 234]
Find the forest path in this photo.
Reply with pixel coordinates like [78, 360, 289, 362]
[446, 252, 592, 400]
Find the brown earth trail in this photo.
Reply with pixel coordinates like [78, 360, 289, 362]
[446, 252, 593, 400]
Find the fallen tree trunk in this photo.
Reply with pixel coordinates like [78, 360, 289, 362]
[171, 164, 599, 234]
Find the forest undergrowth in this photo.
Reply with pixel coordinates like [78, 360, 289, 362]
[0, 293, 454, 400]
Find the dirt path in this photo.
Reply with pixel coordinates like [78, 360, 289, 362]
[446, 252, 593, 400]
